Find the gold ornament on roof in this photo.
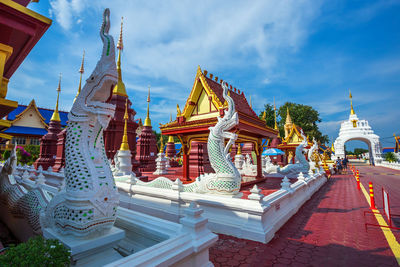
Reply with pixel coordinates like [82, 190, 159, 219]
[50, 73, 62, 122]
[144, 86, 152, 126]
[177, 103, 182, 116]
[112, 17, 128, 97]
[119, 99, 130, 151]
[349, 89, 355, 115]
[74, 50, 85, 102]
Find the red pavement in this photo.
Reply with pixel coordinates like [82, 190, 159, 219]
[354, 162, 400, 240]
[209, 170, 398, 266]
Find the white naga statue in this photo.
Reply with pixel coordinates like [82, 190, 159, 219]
[307, 138, 319, 171]
[43, 9, 119, 236]
[277, 130, 310, 178]
[135, 82, 242, 195]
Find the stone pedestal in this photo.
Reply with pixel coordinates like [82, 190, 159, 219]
[153, 152, 168, 175]
[115, 149, 133, 176]
[53, 128, 66, 172]
[104, 94, 141, 176]
[234, 154, 244, 171]
[135, 125, 157, 172]
[34, 120, 62, 170]
[43, 227, 125, 267]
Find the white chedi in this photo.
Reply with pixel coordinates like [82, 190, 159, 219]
[153, 145, 168, 176]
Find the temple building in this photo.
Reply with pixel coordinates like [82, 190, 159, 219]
[135, 87, 157, 172]
[160, 67, 278, 180]
[277, 107, 311, 164]
[0, 0, 51, 139]
[0, 99, 68, 150]
[34, 75, 63, 170]
[103, 18, 140, 175]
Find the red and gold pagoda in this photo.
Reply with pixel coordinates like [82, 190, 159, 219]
[160, 67, 278, 180]
[34, 75, 62, 170]
[103, 18, 140, 175]
[135, 87, 157, 172]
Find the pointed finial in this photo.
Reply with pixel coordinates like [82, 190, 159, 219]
[170, 113, 173, 122]
[168, 135, 174, 143]
[74, 50, 85, 102]
[177, 103, 182, 116]
[349, 89, 355, 115]
[119, 99, 130, 151]
[117, 17, 123, 50]
[249, 95, 252, 108]
[50, 73, 62, 122]
[112, 17, 128, 97]
[144, 85, 151, 127]
[159, 136, 164, 153]
[262, 110, 266, 121]
[286, 106, 292, 124]
[237, 143, 242, 155]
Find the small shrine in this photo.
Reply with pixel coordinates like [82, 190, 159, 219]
[277, 107, 311, 164]
[160, 67, 278, 180]
[34, 75, 63, 170]
[135, 88, 157, 172]
[103, 18, 140, 175]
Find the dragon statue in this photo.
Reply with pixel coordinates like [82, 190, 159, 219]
[0, 146, 52, 234]
[308, 138, 319, 171]
[136, 82, 242, 195]
[277, 130, 310, 177]
[42, 8, 119, 236]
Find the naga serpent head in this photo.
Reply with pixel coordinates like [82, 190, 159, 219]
[72, 8, 117, 121]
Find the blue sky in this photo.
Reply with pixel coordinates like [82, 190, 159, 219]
[8, 0, 400, 150]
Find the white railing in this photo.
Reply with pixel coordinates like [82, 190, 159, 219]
[376, 161, 400, 170]
[117, 170, 327, 243]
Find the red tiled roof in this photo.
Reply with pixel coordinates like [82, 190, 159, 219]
[204, 76, 258, 119]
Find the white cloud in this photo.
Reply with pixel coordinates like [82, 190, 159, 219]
[49, 0, 87, 30]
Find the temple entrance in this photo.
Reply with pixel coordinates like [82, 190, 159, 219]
[339, 138, 374, 164]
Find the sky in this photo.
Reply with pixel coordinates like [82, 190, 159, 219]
[8, 0, 400, 150]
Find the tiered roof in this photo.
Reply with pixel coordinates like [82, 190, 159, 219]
[161, 66, 277, 139]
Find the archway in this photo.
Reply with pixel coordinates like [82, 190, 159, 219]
[333, 113, 382, 165]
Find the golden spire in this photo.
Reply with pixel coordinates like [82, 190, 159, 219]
[168, 135, 174, 143]
[237, 143, 242, 155]
[159, 136, 164, 153]
[170, 113, 172, 122]
[249, 95, 252, 108]
[74, 50, 85, 102]
[144, 86, 151, 126]
[177, 103, 181, 116]
[331, 143, 335, 153]
[119, 99, 130, 151]
[50, 73, 62, 122]
[285, 107, 292, 124]
[112, 17, 128, 97]
[349, 89, 355, 115]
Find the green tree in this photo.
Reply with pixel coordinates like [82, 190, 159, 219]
[278, 102, 329, 144]
[384, 152, 397, 163]
[353, 148, 368, 157]
[258, 103, 276, 129]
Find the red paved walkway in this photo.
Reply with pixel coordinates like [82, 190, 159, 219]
[354, 162, 400, 242]
[209, 171, 398, 266]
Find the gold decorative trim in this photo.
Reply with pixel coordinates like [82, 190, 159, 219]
[12, 99, 48, 128]
[0, 0, 52, 25]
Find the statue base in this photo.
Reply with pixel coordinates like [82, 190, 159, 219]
[43, 226, 125, 266]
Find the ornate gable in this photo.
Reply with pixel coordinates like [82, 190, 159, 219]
[285, 124, 303, 144]
[12, 99, 47, 129]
